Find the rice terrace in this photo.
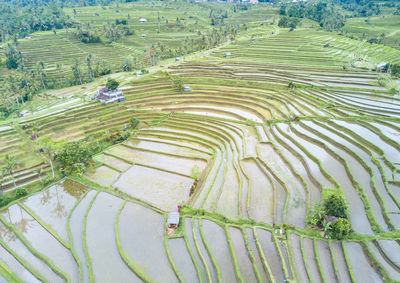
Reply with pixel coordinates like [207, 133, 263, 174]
[0, 0, 400, 282]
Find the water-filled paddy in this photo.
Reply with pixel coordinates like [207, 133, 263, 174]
[85, 165, 120, 187]
[114, 165, 194, 211]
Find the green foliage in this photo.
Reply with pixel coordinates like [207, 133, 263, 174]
[0, 195, 11, 207]
[308, 192, 350, 239]
[106, 78, 120, 90]
[190, 165, 202, 180]
[74, 24, 101, 43]
[15, 187, 27, 198]
[56, 141, 99, 175]
[129, 118, 139, 129]
[5, 43, 22, 69]
[324, 193, 348, 219]
[279, 2, 346, 31]
[391, 64, 400, 77]
[329, 218, 350, 239]
[278, 16, 299, 29]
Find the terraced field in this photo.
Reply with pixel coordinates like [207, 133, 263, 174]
[1, 28, 400, 281]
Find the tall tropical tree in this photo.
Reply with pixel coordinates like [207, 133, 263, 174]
[39, 137, 56, 179]
[85, 54, 93, 80]
[0, 167, 6, 196]
[4, 155, 19, 188]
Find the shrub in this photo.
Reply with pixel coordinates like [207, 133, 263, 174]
[129, 118, 139, 129]
[56, 141, 99, 175]
[106, 78, 119, 90]
[15, 187, 27, 198]
[190, 165, 201, 179]
[329, 218, 350, 239]
[323, 193, 348, 219]
[307, 202, 325, 227]
[0, 195, 11, 207]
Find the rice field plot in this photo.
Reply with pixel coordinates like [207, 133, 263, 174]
[2, 16, 400, 281]
[3, 178, 400, 282]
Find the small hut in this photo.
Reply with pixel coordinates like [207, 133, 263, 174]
[18, 110, 32, 117]
[141, 34, 146, 38]
[224, 52, 231, 58]
[94, 13, 100, 17]
[167, 212, 180, 228]
[175, 57, 181, 62]
[377, 62, 388, 73]
[139, 18, 148, 23]
[184, 85, 191, 92]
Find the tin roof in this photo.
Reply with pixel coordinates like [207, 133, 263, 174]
[167, 212, 180, 225]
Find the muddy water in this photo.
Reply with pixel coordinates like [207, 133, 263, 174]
[183, 218, 210, 283]
[215, 145, 239, 220]
[258, 143, 306, 228]
[172, 104, 265, 123]
[256, 228, 285, 282]
[1, 204, 79, 282]
[335, 121, 400, 164]
[192, 218, 218, 282]
[330, 241, 352, 283]
[86, 193, 140, 283]
[377, 240, 400, 267]
[368, 241, 400, 281]
[118, 201, 177, 282]
[135, 135, 213, 154]
[268, 127, 321, 206]
[345, 242, 382, 283]
[201, 219, 236, 282]
[302, 238, 323, 282]
[193, 147, 224, 209]
[278, 241, 293, 280]
[85, 165, 120, 187]
[274, 124, 333, 189]
[315, 121, 399, 213]
[22, 179, 87, 243]
[243, 126, 258, 157]
[246, 228, 269, 282]
[94, 154, 131, 172]
[289, 234, 310, 283]
[107, 145, 206, 176]
[114, 165, 193, 211]
[0, 222, 62, 282]
[289, 124, 374, 235]
[256, 125, 269, 142]
[126, 139, 210, 160]
[0, 244, 40, 282]
[298, 122, 389, 232]
[69, 190, 97, 283]
[228, 227, 257, 282]
[168, 238, 199, 283]
[371, 122, 400, 143]
[316, 240, 337, 283]
[242, 160, 274, 224]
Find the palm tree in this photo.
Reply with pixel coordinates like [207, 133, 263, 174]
[85, 54, 93, 81]
[35, 61, 47, 89]
[4, 155, 19, 188]
[0, 168, 6, 196]
[30, 122, 39, 143]
[39, 138, 56, 179]
[35, 167, 43, 185]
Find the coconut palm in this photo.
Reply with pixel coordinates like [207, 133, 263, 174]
[0, 167, 6, 196]
[4, 155, 19, 188]
[39, 137, 56, 179]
